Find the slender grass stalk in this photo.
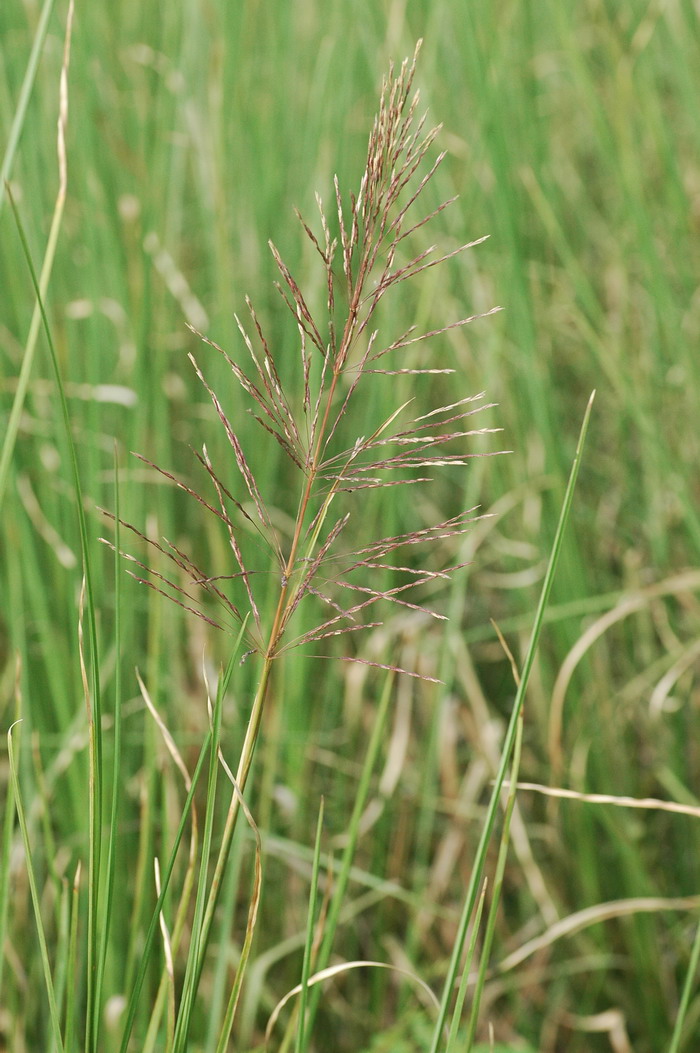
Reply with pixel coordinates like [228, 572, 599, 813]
[139, 669, 202, 1052]
[0, 0, 56, 216]
[4, 10, 110, 1048]
[7, 722, 65, 1053]
[117, 638, 245, 1051]
[204, 833, 246, 1052]
[190, 649, 274, 997]
[213, 756, 264, 1053]
[462, 709, 524, 1049]
[0, 0, 69, 510]
[122, 730, 156, 1005]
[428, 391, 595, 1053]
[171, 652, 240, 1048]
[444, 879, 488, 1053]
[52, 869, 71, 1043]
[302, 672, 395, 1038]
[93, 448, 124, 1037]
[667, 918, 700, 1053]
[169, 711, 222, 1048]
[296, 798, 326, 1053]
[0, 667, 20, 1005]
[116, 727, 214, 1053]
[64, 863, 82, 1053]
[153, 858, 176, 1050]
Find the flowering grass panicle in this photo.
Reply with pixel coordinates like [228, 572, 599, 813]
[100, 43, 502, 1045]
[105, 42, 501, 680]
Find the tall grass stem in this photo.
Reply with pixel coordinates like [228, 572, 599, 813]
[428, 391, 595, 1052]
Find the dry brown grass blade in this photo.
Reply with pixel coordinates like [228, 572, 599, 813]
[548, 568, 700, 775]
[505, 780, 700, 820]
[264, 958, 440, 1048]
[496, 894, 700, 975]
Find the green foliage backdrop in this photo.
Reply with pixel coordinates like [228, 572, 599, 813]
[2, 2, 700, 1050]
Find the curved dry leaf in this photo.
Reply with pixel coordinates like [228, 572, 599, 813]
[264, 958, 440, 1046]
[548, 569, 700, 773]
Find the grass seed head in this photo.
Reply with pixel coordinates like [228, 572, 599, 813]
[107, 41, 502, 670]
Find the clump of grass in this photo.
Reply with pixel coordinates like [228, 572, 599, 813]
[103, 40, 502, 1047]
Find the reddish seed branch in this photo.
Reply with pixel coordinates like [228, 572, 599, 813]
[105, 37, 502, 677]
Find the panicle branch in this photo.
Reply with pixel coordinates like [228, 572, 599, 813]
[105, 40, 502, 665]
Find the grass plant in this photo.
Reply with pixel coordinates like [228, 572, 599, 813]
[104, 44, 503, 1049]
[2, 2, 700, 1051]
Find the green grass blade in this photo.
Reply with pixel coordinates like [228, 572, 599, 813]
[303, 671, 395, 1038]
[7, 722, 65, 1053]
[93, 448, 124, 1037]
[0, 195, 64, 510]
[296, 797, 325, 1053]
[172, 689, 225, 1052]
[0, 0, 56, 216]
[172, 647, 240, 1052]
[121, 718, 158, 1004]
[203, 858, 245, 1053]
[213, 762, 265, 1053]
[444, 879, 488, 1053]
[0, 780, 15, 1002]
[0, 0, 67, 511]
[64, 864, 82, 1053]
[117, 729, 213, 1053]
[667, 917, 700, 1053]
[462, 710, 524, 1050]
[141, 683, 204, 1053]
[0, 679, 20, 1004]
[6, 168, 105, 1053]
[428, 391, 596, 1053]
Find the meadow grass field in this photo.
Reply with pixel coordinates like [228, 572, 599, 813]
[2, 2, 700, 1051]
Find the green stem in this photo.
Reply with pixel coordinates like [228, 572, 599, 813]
[191, 344, 349, 986]
[668, 917, 700, 1053]
[192, 655, 274, 989]
[428, 391, 595, 1053]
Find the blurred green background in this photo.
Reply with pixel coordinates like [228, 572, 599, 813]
[2, 1, 700, 1050]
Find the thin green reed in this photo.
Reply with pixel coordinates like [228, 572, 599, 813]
[428, 392, 595, 1052]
